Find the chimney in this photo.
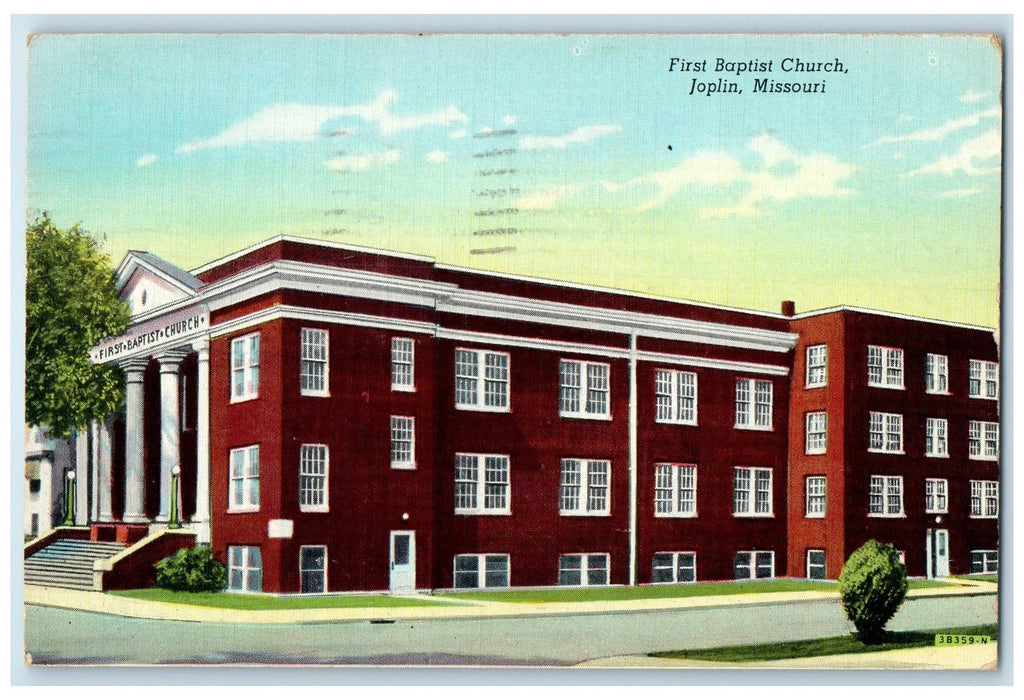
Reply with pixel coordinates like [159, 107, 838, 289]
[781, 300, 796, 317]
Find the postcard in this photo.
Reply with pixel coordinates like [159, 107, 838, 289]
[20, 29, 1001, 671]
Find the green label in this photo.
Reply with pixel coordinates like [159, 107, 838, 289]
[934, 634, 992, 646]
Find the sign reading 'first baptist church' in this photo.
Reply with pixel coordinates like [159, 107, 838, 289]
[90, 305, 209, 364]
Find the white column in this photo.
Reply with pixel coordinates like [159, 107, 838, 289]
[157, 350, 189, 522]
[74, 428, 89, 525]
[193, 338, 211, 543]
[628, 332, 638, 587]
[89, 420, 100, 522]
[97, 418, 113, 522]
[121, 358, 149, 522]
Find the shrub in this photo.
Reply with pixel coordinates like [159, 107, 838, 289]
[155, 546, 227, 592]
[839, 540, 909, 643]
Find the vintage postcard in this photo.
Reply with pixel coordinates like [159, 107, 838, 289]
[20, 29, 1001, 671]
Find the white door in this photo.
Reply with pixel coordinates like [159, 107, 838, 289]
[389, 530, 416, 594]
[934, 529, 950, 578]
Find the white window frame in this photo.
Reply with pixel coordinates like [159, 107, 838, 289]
[454, 453, 510, 515]
[970, 480, 999, 519]
[968, 359, 999, 400]
[734, 378, 773, 431]
[455, 348, 510, 412]
[299, 328, 329, 397]
[558, 553, 610, 586]
[230, 332, 260, 402]
[390, 416, 416, 470]
[453, 553, 510, 589]
[559, 459, 610, 516]
[734, 550, 775, 580]
[228, 444, 260, 512]
[925, 353, 949, 395]
[654, 369, 697, 425]
[654, 463, 697, 518]
[970, 550, 998, 574]
[925, 478, 948, 514]
[925, 418, 949, 458]
[868, 411, 904, 454]
[868, 475, 904, 517]
[299, 444, 329, 513]
[559, 359, 611, 420]
[391, 337, 416, 392]
[968, 421, 999, 461]
[805, 476, 826, 518]
[299, 545, 327, 594]
[806, 549, 827, 580]
[227, 545, 262, 593]
[652, 551, 697, 584]
[733, 467, 773, 517]
[805, 344, 828, 388]
[805, 412, 827, 455]
[867, 345, 904, 389]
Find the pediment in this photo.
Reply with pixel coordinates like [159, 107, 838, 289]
[115, 251, 202, 317]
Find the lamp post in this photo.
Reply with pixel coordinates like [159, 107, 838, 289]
[62, 470, 76, 526]
[168, 465, 181, 529]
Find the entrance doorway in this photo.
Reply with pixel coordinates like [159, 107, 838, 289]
[389, 530, 416, 594]
[927, 528, 950, 578]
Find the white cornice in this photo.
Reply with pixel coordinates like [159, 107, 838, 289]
[638, 351, 790, 377]
[792, 305, 996, 333]
[209, 305, 436, 339]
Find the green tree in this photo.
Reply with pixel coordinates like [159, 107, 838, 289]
[839, 540, 909, 643]
[26, 213, 130, 437]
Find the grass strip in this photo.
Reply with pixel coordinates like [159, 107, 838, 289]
[111, 589, 449, 610]
[650, 624, 998, 663]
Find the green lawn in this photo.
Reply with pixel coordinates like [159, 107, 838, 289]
[650, 624, 998, 663]
[443, 579, 839, 603]
[112, 589, 450, 610]
[955, 574, 999, 584]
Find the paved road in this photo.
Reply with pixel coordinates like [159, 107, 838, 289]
[23, 593, 997, 666]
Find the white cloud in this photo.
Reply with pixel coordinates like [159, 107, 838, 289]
[326, 150, 401, 172]
[939, 187, 983, 198]
[961, 90, 990, 104]
[867, 106, 1000, 147]
[502, 115, 517, 126]
[450, 129, 468, 139]
[519, 124, 621, 150]
[136, 154, 157, 167]
[619, 134, 855, 217]
[178, 92, 468, 152]
[513, 185, 582, 210]
[425, 150, 448, 163]
[902, 128, 1001, 178]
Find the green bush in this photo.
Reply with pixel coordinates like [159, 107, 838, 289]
[839, 540, 909, 643]
[155, 546, 227, 593]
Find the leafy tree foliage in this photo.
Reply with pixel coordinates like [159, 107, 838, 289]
[26, 213, 130, 437]
[839, 540, 909, 643]
[155, 546, 227, 592]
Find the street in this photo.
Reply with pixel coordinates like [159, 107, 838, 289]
[23, 593, 997, 667]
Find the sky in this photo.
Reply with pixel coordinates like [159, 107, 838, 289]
[26, 33, 1003, 326]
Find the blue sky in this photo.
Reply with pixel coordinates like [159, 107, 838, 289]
[26, 33, 1002, 325]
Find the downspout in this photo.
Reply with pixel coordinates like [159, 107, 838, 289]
[628, 332, 638, 587]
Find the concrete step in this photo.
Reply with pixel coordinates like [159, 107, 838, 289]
[25, 539, 127, 591]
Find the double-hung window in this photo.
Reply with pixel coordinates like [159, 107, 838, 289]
[733, 467, 773, 517]
[925, 353, 949, 394]
[805, 345, 828, 388]
[654, 463, 697, 517]
[805, 412, 827, 454]
[969, 360, 999, 400]
[299, 328, 329, 396]
[559, 459, 610, 516]
[652, 552, 696, 583]
[227, 546, 262, 592]
[734, 551, 774, 579]
[228, 445, 260, 511]
[735, 378, 773, 430]
[391, 337, 415, 391]
[299, 545, 327, 594]
[968, 421, 999, 461]
[970, 550, 998, 574]
[806, 550, 827, 580]
[654, 369, 697, 424]
[455, 349, 509, 411]
[455, 453, 510, 515]
[868, 475, 904, 517]
[867, 345, 904, 389]
[868, 412, 903, 453]
[454, 554, 510, 589]
[970, 480, 999, 518]
[558, 553, 609, 586]
[230, 332, 260, 401]
[559, 360, 610, 419]
[299, 444, 328, 512]
[390, 416, 415, 469]
[805, 476, 826, 518]
[925, 478, 948, 514]
[925, 418, 948, 457]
